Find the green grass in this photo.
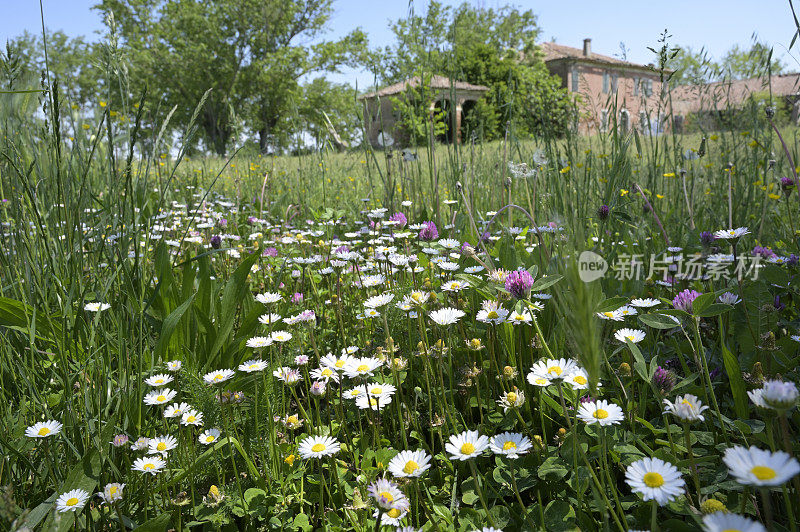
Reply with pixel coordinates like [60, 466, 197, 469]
[2, 80, 800, 531]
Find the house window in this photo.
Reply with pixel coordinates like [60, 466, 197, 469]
[639, 111, 648, 132]
[611, 74, 618, 92]
[571, 68, 579, 92]
[644, 79, 653, 97]
[602, 72, 609, 94]
[633, 77, 639, 96]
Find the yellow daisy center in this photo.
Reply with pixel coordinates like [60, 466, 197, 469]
[357, 364, 369, 372]
[380, 491, 394, 502]
[156, 395, 166, 402]
[594, 409, 609, 419]
[213, 374, 222, 381]
[287, 415, 299, 424]
[403, 461, 419, 474]
[154, 378, 164, 384]
[535, 378, 547, 385]
[506, 392, 517, 404]
[311, 443, 326, 453]
[187, 416, 196, 423]
[38, 427, 50, 436]
[206, 436, 214, 442]
[322, 368, 332, 376]
[66, 497, 79, 506]
[503, 441, 517, 450]
[335, 360, 345, 368]
[626, 335, 635, 341]
[720, 529, 741, 532]
[156, 442, 166, 451]
[109, 486, 118, 496]
[603, 312, 614, 317]
[371, 387, 383, 394]
[487, 310, 499, 319]
[751, 466, 776, 480]
[548, 366, 563, 375]
[460, 442, 476, 455]
[515, 315, 524, 320]
[643, 472, 664, 488]
[387, 508, 401, 518]
[573, 376, 587, 385]
[144, 463, 155, 470]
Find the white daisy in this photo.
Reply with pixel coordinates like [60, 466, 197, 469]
[445, 430, 489, 461]
[269, 330, 293, 343]
[714, 227, 750, 240]
[529, 358, 579, 381]
[148, 434, 178, 455]
[702, 512, 765, 532]
[723, 445, 800, 486]
[55, 488, 90, 512]
[144, 373, 173, 387]
[144, 388, 177, 406]
[181, 410, 204, 426]
[25, 420, 63, 438]
[255, 292, 282, 304]
[203, 369, 235, 385]
[577, 399, 624, 426]
[164, 402, 191, 419]
[564, 369, 596, 390]
[429, 307, 466, 325]
[97, 483, 125, 504]
[497, 388, 525, 411]
[614, 328, 646, 344]
[364, 293, 395, 308]
[199, 428, 221, 445]
[625, 457, 685, 505]
[476, 307, 509, 324]
[84, 302, 111, 312]
[132, 455, 167, 475]
[387, 450, 432, 478]
[298, 435, 340, 459]
[343, 357, 382, 379]
[166, 360, 182, 372]
[238, 359, 268, 373]
[246, 336, 273, 349]
[489, 432, 533, 457]
[663, 394, 709, 422]
[630, 298, 661, 308]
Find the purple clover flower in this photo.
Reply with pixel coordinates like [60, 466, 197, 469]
[699, 231, 715, 247]
[752, 246, 776, 258]
[418, 221, 438, 241]
[504, 269, 534, 300]
[389, 212, 407, 228]
[653, 366, 676, 394]
[673, 289, 702, 313]
[210, 235, 222, 249]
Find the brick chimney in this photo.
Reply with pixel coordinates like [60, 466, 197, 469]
[583, 38, 592, 58]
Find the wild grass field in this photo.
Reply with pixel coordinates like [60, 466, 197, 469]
[4, 40, 800, 532]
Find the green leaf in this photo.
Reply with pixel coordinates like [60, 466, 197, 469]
[543, 499, 576, 531]
[154, 293, 196, 359]
[538, 456, 568, 480]
[132, 513, 172, 531]
[689, 292, 716, 315]
[625, 338, 649, 382]
[639, 312, 681, 329]
[721, 341, 748, 419]
[207, 252, 259, 367]
[696, 303, 733, 318]
[531, 274, 563, 292]
[595, 296, 629, 313]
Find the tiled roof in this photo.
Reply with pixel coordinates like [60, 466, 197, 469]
[539, 41, 653, 69]
[670, 73, 800, 114]
[358, 75, 489, 100]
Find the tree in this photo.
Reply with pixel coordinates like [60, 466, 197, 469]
[378, 1, 573, 140]
[93, 0, 368, 155]
[665, 46, 719, 86]
[719, 41, 784, 80]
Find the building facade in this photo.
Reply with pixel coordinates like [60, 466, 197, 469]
[358, 75, 489, 147]
[542, 39, 668, 134]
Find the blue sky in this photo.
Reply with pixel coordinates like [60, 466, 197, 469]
[2, 0, 798, 88]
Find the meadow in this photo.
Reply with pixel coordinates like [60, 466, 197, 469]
[2, 83, 800, 532]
